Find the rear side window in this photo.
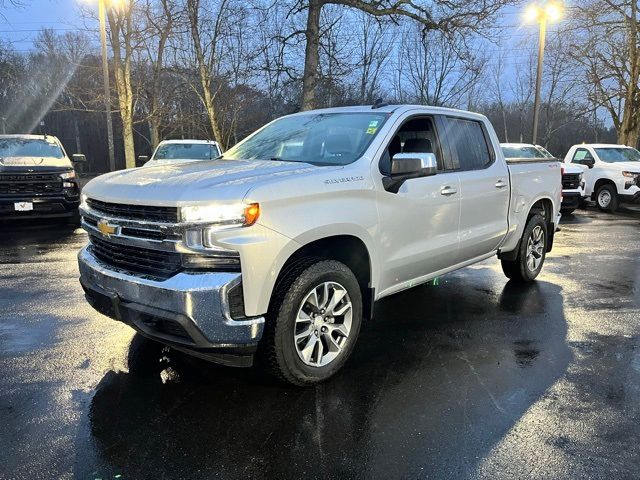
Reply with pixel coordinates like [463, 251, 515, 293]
[442, 117, 493, 171]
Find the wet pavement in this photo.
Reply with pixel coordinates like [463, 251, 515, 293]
[1, 207, 639, 479]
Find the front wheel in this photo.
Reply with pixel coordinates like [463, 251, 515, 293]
[596, 184, 619, 212]
[259, 259, 362, 386]
[501, 214, 548, 282]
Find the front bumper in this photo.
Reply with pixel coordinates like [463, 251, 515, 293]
[0, 194, 80, 219]
[78, 246, 264, 366]
[619, 191, 640, 204]
[561, 191, 583, 209]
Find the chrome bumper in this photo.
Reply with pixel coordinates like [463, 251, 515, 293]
[78, 246, 264, 350]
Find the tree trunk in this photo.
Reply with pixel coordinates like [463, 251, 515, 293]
[149, 117, 161, 149]
[301, 0, 322, 111]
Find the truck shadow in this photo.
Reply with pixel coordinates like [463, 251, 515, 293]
[78, 269, 570, 479]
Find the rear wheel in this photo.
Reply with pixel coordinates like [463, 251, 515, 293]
[258, 259, 362, 386]
[501, 214, 547, 282]
[596, 184, 618, 212]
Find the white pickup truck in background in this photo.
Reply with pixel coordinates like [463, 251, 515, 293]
[78, 105, 561, 385]
[502, 142, 585, 214]
[564, 144, 640, 212]
[139, 139, 222, 167]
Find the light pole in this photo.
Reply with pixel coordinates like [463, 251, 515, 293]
[98, 0, 116, 171]
[526, 2, 563, 145]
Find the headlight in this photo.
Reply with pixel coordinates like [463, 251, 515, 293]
[80, 194, 88, 209]
[578, 172, 583, 181]
[59, 171, 76, 180]
[622, 171, 639, 178]
[180, 203, 260, 227]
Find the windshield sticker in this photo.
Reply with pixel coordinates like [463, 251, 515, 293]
[366, 120, 379, 135]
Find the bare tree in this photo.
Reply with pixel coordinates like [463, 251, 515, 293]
[570, 0, 640, 146]
[299, 0, 514, 110]
[184, 0, 228, 147]
[136, 0, 176, 148]
[394, 25, 483, 107]
[106, 0, 138, 168]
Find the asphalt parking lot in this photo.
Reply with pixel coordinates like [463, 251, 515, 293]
[1, 207, 639, 479]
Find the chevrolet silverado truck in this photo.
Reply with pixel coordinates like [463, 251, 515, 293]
[564, 144, 640, 212]
[501, 142, 585, 214]
[78, 105, 561, 385]
[0, 134, 82, 221]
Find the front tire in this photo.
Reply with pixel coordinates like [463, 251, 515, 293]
[596, 184, 619, 212]
[259, 259, 363, 386]
[501, 214, 547, 282]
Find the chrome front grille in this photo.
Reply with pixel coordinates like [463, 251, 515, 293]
[89, 235, 182, 280]
[86, 198, 179, 223]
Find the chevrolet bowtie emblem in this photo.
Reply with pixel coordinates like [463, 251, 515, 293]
[97, 220, 117, 236]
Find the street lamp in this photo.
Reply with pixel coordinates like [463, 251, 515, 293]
[525, 2, 563, 145]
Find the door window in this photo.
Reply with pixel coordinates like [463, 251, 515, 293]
[571, 148, 594, 165]
[379, 116, 444, 175]
[442, 117, 493, 171]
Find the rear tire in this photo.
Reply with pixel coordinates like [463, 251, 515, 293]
[596, 184, 618, 212]
[258, 259, 363, 386]
[501, 214, 547, 282]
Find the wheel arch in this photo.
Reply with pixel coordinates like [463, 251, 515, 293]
[271, 234, 375, 321]
[500, 196, 555, 261]
[591, 178, 617, 200]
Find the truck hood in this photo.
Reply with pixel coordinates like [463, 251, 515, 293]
[607, 161, 640, 172]
[563, 163, 583, 174]
[84, 158, 334, 206]
[0, 156, 72, 168]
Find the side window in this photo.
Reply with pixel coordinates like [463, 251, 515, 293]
[442, 117, 493, 171]
[379, 116, 444, 175]
[572, 148, 593, 165]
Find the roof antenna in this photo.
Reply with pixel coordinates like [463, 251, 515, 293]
[371, 98, 388, 109]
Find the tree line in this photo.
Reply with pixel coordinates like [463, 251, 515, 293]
[0, 0, 635, 173]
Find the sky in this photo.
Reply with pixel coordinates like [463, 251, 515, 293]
[0, 0, 568, 103]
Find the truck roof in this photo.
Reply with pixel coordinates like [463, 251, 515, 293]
[158, 139, 219, 145]
[573, 143, 634, 149]
[288, 104, 488, 122]
[0, 134, 59, 140]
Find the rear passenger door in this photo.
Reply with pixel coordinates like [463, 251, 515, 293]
[441, 116, 510, 261]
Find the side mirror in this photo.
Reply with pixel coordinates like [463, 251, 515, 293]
[384, 152, 438, 193]
[71, 154, 86, 163]
[584, 158, 595, 168]
[137, 155, 149, 165]
[390, 152, 438, 178]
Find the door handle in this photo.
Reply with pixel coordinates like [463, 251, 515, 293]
[440, 186, 458, 196]
[495, 179, 508, 189]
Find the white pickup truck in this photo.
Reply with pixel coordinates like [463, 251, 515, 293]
[78, 105, 561, 385]
[564, 144, 640, 212]
[501, 143, 585, 214]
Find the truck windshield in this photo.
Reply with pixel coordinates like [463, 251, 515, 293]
[0, 138, 64, 158]
[154, 143, 219, 160]
[501, 146, 547, 159]
[222, 112, 389, 166]
[594, 148, 640, 163]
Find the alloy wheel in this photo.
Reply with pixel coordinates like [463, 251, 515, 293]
[526, 225, 545, 272]
[294, 281, 353, 367]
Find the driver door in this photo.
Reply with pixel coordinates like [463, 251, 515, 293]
[376, 115, 461, 296]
